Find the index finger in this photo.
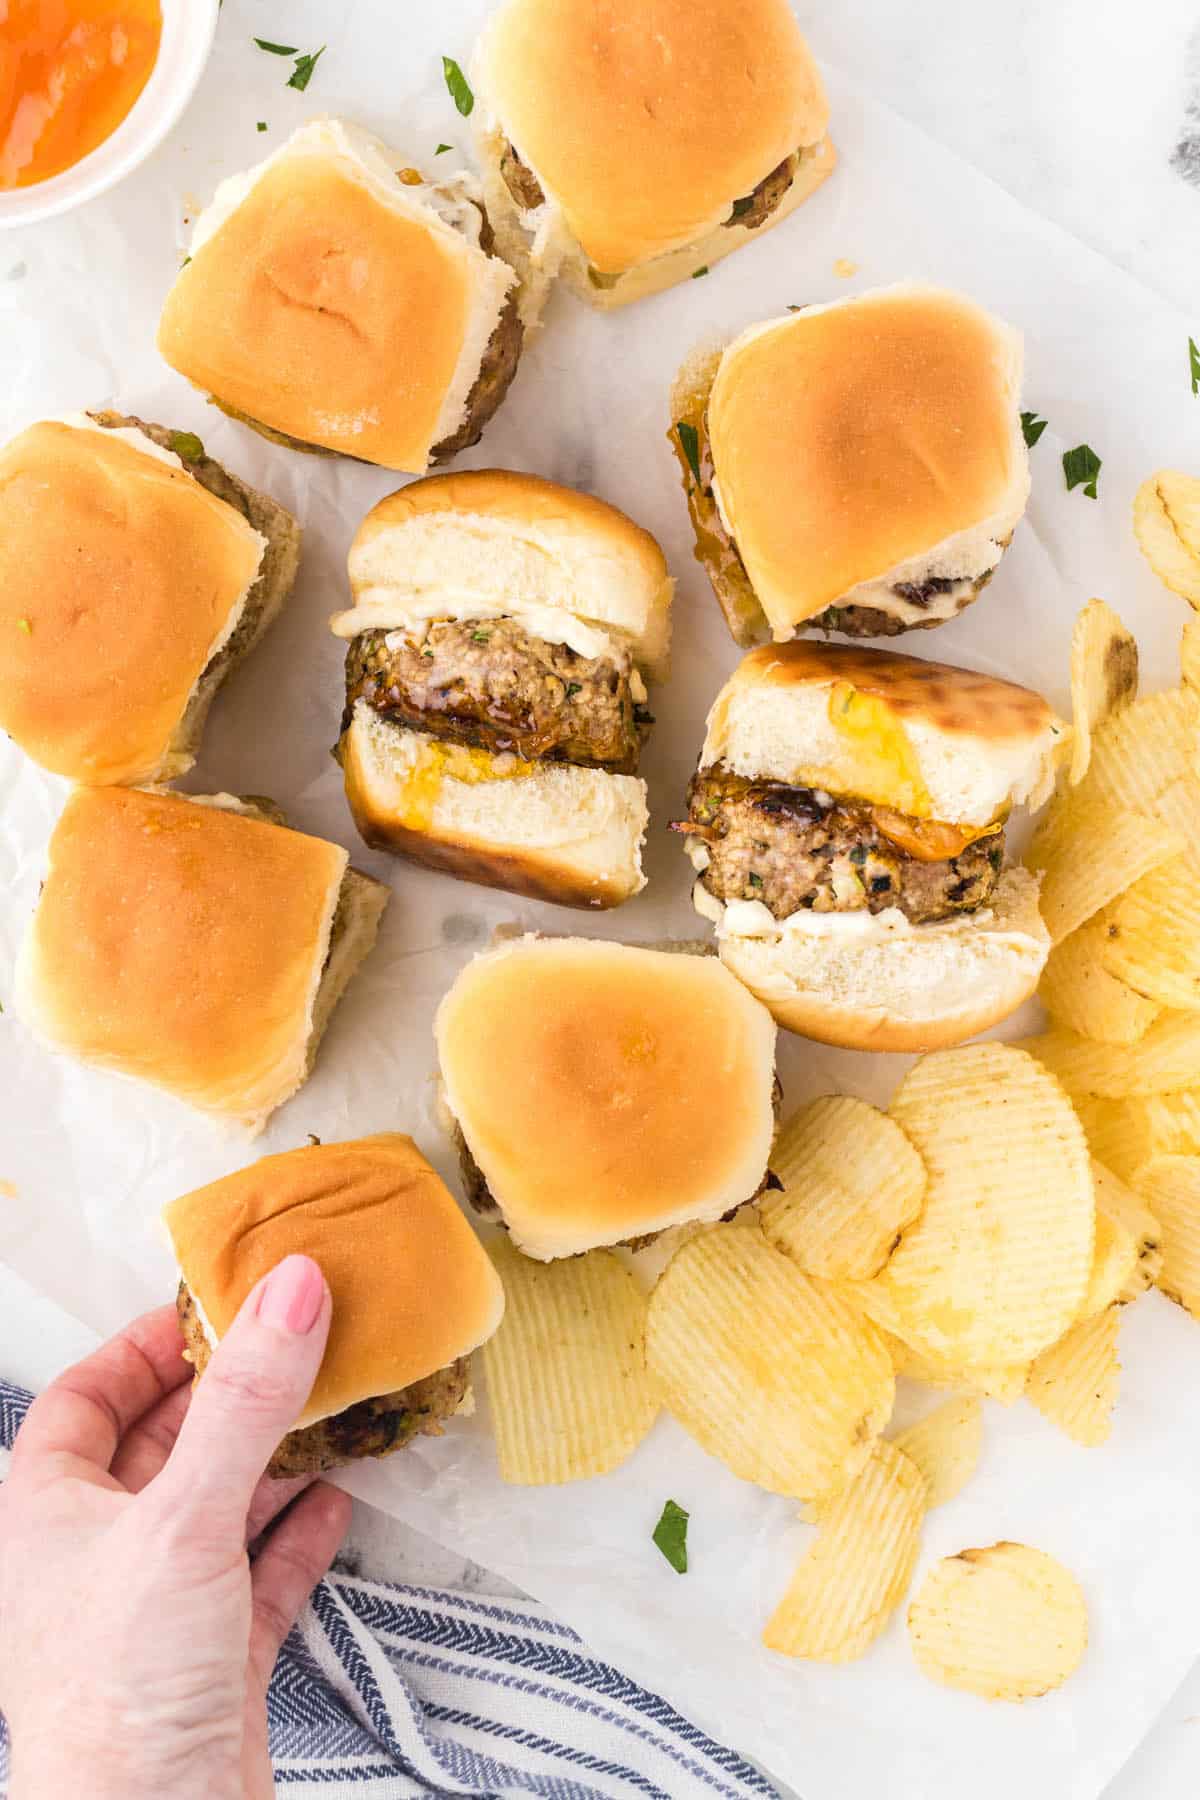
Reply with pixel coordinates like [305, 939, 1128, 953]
[11, 1304, 190, 1478]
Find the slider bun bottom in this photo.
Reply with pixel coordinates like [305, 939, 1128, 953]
[340, 707, 647, 909]
[716, 868, 1048, 1053]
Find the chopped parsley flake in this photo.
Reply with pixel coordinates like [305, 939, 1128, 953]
[1063, 443, 1102, 499]
[1190, 336, 1200, 397]
[168, 431, 205, 462]
[253, 38, 297, 55]
[652, 1499, 689, 1574]
[471, 629, 491, 644]
[691, 265, 709, 279]
[257, 121, 268, 132]
[675, 420, 702, 485]
[442, 56, 474, 116]
[287, 47, 325, 92]
[1020, 410, 1048, 448]
[436, 142, 453, 155]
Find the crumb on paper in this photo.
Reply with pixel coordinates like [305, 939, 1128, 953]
[0, 1180, 17, 1199]
[833, 258, 858, 279]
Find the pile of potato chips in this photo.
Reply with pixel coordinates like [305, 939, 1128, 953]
[477, 469, 1200, 1706]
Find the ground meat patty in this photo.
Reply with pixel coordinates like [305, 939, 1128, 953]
[177, 1284, 469, 1478]
[430, 287, 525, 462]
[814, 569, 998, 639]
[726, 153, 798, 229]
[681, 769, 1004, 926]
[500, 141, 545, 211]
[346, 619, 650, 771]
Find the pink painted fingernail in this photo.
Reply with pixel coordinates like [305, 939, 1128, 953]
[256, 1255, 325, 1334]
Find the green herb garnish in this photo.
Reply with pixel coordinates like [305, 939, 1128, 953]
[288, 46, 325, 91]
[442, 56, 474, 116]
[257, 121, 268, 132]
[1190, 336, 1200, 397]
[747, 872, 763, 889]
[436, 142, 453, 155]
[849, 844, 869, 866]
[691, 265, 709, 279]
[675, 420, 702, 485]
[253, 38, 298, 55]
[652, 1499, 689, 1574]
[168, 431, 205, 462]
[1020, 410, 1048, 448]
[471, 628, 491, 644]
[565, 681, 582, 698]
[1063, 443, 1102, 499]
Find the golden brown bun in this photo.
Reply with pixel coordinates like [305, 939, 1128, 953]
[165, 1135, 505, 1429]
[475, 0, 829, 274]
[157, 123, 514, 473]
[0, 421, 266, 785]
[704, 286, 1028, 634]
[435, 936, 777, 1259]
[711, 869, 1049, 1051]
[16, 789, 357, 1129]
[701, 641, 1065, 827]
[338, 468, 673, 680]
[340, 705, 647, 910]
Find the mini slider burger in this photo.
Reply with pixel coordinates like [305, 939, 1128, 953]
[332, 470, 672, 907]
[165, 1135, 505, 1476]
[16, 788, 387, 1130]
[670, 285, 1030, 644]
[677, 643, 1065, 1052]
[0, 413, 298, 785]
[435, 935, 779, 1260]
[157, 120, 523, 473]
[471, 0, 834, 309]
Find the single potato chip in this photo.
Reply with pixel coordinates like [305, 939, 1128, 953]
[1085, 685, 1200, 813]
[908, 1543, 1088, 1701]
[1092, 1160, 1162, 1301]
[646, 1223, 894, 1500]
[1135, 1155, 1200, 1319]
[1028, 801, 1183, 945]
[1078, 1205, 1139, 1319]
[764, 1440, 924, 1661]
[1039, 912, 1161, 1045]
[1069, 599, 1138, 785]
[875, 1045, 1094, 1366]
[483, 1239, 658, 1485]
[1134, 471, 1200, 608]
[1075, 1093, 1200, 1186]
[1020, 1016, 1200, 1098]
[1101, 780, 1200, 1011]
[761, 1096, 927, 1282]
[1182, 616, 1200, 691]
[1026, 1306, 1120, 1447]
[892, 1397, 983, 1509]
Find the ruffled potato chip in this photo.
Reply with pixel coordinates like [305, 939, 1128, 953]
[1133, 470, 1200, 608]
[1026, 1306, 1120, 1447]
[764, 1440, 924, 1661]
[1068, 598, 1138, 785]
[1135, 1155, 1200, 1319]
[1091, 1160, 1162, 1300]
[646, 1223, 894, 1500]
[908, 1543, 1088, 1701]
[1028, 801, 1182, 945]
[761, 1096, 926, 1282]
[1039, 912, 1160, 1045]
[1084, 685, 1200, 813]
[483, 1239, 658, 1484]
[1182, 616, 1200, 691]
[1020, 1017, 1200, 1098]
[874, 1045, 1094, 1366]
[892, 1397, 983, 1509]
[853, 1301, 1028, 1403]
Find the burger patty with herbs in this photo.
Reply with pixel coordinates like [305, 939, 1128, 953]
[344, 617, 653, 772]
[677, 769, 1005, 926]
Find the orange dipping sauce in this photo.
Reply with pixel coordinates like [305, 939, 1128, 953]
[0, 0, 162, 190]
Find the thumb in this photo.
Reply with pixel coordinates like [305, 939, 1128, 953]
[155, 1255, 331, 1533]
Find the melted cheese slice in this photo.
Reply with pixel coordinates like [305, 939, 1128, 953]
[394, 738, 537, 830]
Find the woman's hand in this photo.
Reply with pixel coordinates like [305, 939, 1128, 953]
[0, 1254, 353, 1800]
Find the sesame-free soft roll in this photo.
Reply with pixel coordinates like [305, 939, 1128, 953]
[472, 0, 834, 309]
[0, 413, 299, 785]
[435, 936, 779, 1260]
[670, 285, 1030, 644]
[157, 120, 523, 472]
[677, 643, 1066, 1052]
[165, 1134, 505, 1476]
[16, 788, 388, 1131]
[332, 469, 672, 907]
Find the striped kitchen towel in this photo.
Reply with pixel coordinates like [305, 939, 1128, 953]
[0, 1379, 781, 1798]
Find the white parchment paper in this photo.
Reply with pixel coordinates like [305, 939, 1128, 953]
[2, 5, 1200, 1796]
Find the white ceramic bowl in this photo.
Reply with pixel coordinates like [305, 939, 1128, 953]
[0, 0, 219, 229]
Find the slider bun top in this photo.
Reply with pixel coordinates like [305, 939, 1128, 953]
[435, 936, 777, 1260]
[701, 641, 1065, 828]
[0, 420, 264, 785]
[333, 467, 673, 680]
[165, 1134, 505, 1428]
[157, 121, 515, 473]
[16, 788, 349, 1128]
[475, 0, 828, 273]
[705, 285, 1029, 635]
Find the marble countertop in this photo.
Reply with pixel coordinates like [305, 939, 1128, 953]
[338, 6, 1200, 1793]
